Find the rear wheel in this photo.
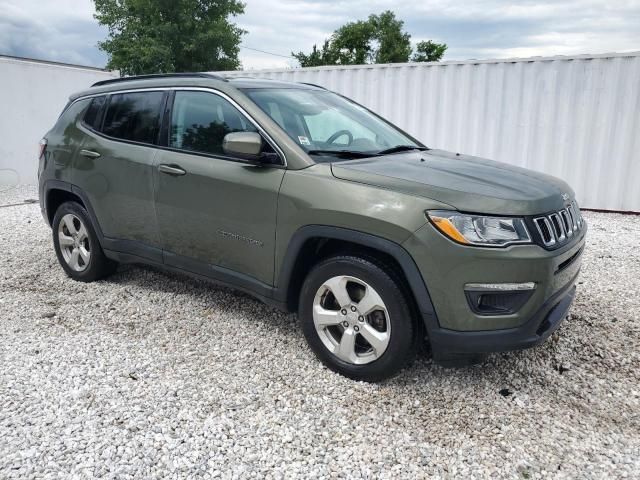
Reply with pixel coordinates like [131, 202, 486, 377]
[52, 201, 117, 282]
[299, 255, 416, 381]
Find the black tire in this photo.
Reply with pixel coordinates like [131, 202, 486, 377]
[52, 201, 117, 282]
[299, 254, 417, 382]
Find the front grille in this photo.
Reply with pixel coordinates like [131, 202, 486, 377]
[533, 201, 583, 248]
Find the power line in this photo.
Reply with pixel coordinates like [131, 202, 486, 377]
[240, 45, 293, 59]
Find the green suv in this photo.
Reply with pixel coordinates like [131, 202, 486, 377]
[38, 73, 586, 381]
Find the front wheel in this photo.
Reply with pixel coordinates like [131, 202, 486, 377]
[299, 255, 416, 382]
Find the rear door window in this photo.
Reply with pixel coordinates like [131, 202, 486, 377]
[102, 91, 164, 144]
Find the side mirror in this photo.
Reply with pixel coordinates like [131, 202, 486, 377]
[222, 131, 262, 159]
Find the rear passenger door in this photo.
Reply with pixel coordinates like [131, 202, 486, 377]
[153, 89, 286, 288]
[74, 90, 166, 260]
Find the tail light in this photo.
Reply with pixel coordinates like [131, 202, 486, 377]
[38, 138, 48, 159]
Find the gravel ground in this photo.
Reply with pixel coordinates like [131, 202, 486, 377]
[0, 185, 638, 479]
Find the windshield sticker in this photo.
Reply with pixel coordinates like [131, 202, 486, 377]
[297, 136, 311, 146]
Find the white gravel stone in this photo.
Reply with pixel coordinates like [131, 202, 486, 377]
[0, 185, 639, 479]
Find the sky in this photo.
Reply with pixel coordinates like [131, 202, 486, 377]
[1, 0, 639, 70]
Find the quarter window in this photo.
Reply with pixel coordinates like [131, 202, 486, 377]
[83, 95, 106, 131]
[169, 91, 257, 156]
[102, 91, 164, 144]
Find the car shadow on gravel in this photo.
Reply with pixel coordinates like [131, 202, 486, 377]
[103, 263, 300, 332]
[102, 263, 552, 384]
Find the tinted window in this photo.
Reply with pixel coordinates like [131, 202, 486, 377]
[102, 91, 164, 144]
[83, 96, 106, 130]
[170, 91, 257, 156]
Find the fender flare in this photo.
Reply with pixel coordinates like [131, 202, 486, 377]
[42, 180, 106, 241]
[274, 225, 439, 332]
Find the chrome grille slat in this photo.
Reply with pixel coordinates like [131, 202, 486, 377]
[534, 217, 556, 246]
[567, 205, 578, 230]
[561, 209, 573, 237]
[533, 202, 582, 248]
[572, 200, 583, 228]
[549, 213, 566, 242]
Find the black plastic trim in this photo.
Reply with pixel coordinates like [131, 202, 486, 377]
[102, 238, 163, 264]
[464, 289, 534, 316]
[429, 272, 579, 364]
[104, 249, 286, 311]
[158, 90, 174, 148]
[42, 181, 93, 226]
[91, 73, 227, 88]
[556, 246, 583, 273]
[40, 179, 73, 223]
[163, 251, 275, 299]
[273, 225, 439, 328]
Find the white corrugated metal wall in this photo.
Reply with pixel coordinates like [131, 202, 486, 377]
[0, 56, 117, 186]
[1, 53, 638, 211]
[225, 52, 640, 212]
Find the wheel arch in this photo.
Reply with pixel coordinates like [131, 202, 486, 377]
[275, 226, 439, 334]
[43, 181, 105, 241]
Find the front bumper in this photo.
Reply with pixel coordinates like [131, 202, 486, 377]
[429, 279, 576, 365]
[403, 220, 586, 363]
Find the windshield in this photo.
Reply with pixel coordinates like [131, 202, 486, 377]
[242, 88, 422, 160]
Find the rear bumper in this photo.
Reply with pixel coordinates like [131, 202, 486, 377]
[429, 276, 577, 365]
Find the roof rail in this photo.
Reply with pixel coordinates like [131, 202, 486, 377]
[300, 82, 327, 90]
[91, 72, 227, 87]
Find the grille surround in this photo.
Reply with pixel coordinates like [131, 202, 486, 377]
[533, 201, 583, 248]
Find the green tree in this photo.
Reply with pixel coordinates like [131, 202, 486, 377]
[369, 11, 412, 64]
[293, 40, 338, 68]
[293, 10, 446, 67]
[331, 19, 374, 65]
[94, 0, 246, 75]
[412, 40, 448, 62]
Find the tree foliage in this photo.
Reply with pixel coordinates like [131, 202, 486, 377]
[293, 11, 446, 67]
[94, 0, 246, 75]
[369, 11, 412, 64]
[412, 40, 448, 62]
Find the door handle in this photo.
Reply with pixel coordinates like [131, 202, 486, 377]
[80, 149, 101, 159]
[158, 164, 187, 176]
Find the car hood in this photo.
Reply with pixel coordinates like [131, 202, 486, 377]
[330, 149, 574, 216]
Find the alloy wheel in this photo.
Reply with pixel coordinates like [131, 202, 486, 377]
[58, 213, 91, 272]
[312, 275, 391, 365]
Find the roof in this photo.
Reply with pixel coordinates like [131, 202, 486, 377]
[69, 73, 320, 100]
[90, 72, 226, 87]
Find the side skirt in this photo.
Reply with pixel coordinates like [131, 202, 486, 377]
[103, 248, 287, 312]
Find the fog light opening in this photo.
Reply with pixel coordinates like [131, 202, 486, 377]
[464, 283, 536, 316]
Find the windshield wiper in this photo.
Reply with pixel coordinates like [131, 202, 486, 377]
[376, 145, 429, 155]
[306, 149, 379, 159]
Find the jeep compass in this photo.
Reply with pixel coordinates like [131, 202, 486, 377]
[38, 73, 586, 381]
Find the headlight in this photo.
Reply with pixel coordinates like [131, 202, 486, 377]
[427, 211, 531, 247]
